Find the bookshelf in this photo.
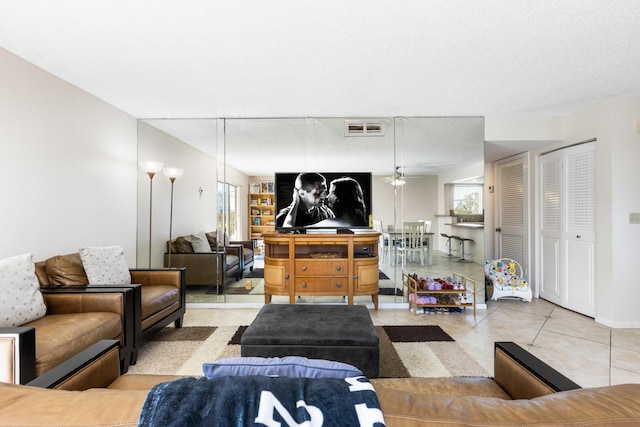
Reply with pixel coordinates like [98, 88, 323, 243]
[249, 191, 276, 253]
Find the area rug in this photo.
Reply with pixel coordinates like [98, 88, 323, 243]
[126, 325, 487, 378]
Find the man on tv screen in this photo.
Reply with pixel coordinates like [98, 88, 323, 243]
[276, 172, 335, 228]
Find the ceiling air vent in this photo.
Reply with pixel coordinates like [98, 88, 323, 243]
[344, 120, 385, 137]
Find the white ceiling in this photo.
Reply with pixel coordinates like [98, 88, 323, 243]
[2, 1, 639, 173]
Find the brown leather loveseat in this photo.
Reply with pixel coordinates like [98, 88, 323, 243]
[165, 231, 253, 288]
[1, 341, 639, 426]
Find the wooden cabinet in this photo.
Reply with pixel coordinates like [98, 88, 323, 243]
[403, 272, 476, 316]
[249, 192, 276, 253]
[263, 231, 380, 309]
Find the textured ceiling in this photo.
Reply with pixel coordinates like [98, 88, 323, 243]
[1, 1, 639, 174]
[2, 0, 638, 118]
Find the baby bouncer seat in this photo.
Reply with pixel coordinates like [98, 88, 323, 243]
[484, 258, 532, 302]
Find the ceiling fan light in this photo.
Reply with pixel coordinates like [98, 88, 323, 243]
[391, 178, 406, 186]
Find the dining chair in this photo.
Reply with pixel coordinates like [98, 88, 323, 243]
[372, 220, 389, 263]
[396, 221, 426, 267]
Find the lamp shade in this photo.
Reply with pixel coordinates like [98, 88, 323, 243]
[139, 161, 164, 174]
[163, 167, 184, 179]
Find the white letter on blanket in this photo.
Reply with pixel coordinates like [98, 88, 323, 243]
[354, 403, 385, 426]
[255, 390, 324, 427]
[344, 376, 374, 392]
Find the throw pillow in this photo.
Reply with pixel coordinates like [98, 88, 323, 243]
[216, 229, 230, 247]
[44, 253, 89, 286]
[0, 253, 47, 327]
[205, 232, 217, 248]
[190, 231, 212, 252]
[202, 356, 363, 379]
[173, 236, 194, 253]
[79, 245, 131, 285]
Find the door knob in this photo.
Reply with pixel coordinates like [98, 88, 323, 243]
[495, 227, 501, 232]
[576, 235, 581, 239]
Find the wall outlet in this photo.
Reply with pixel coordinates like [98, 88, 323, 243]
[630, 213, 640, 224]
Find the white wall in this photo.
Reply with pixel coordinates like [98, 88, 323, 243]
[0, 49, 138, 265]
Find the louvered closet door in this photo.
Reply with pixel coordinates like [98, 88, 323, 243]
[563, 142, 596, 316]
[539, 151, 562, 304]
[495, 154, 528, 276]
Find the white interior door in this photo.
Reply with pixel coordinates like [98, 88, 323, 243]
[538, 141, 596, 316]
[539, 151, 562, 304]
[563, 142, 596, 316]
[495, 154, 528, 276]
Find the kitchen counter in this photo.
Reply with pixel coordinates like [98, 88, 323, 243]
[446, 222, 484, 229]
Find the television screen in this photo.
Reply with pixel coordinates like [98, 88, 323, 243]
[274, 172, 372, 231]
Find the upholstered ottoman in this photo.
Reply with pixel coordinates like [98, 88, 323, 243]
[241, 304, 379, 378]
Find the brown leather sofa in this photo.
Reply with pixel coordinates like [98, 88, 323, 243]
[0, 286, 135, 385]
[165, 231, 254, 287]
[1, 340, 639, 426]
[33, 253, 186, 365]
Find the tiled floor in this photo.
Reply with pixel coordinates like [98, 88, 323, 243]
[183, 251, 640, 388]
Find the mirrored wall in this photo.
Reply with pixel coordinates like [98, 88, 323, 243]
[137, 117, 485, 305]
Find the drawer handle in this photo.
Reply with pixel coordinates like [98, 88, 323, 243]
[353, 275, 358, 279]
[302, 282, 307, 288]
[302, 266, 307, 271]
[285, 274, 289, 279]
[336, 265, 341, 271]
[336, 282, 342, 288]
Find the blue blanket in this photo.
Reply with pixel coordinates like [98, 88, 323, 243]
[138, 375, 385, 427]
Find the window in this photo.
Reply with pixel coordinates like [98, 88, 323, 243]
[452, 184, 483, 214]
[217, 182, 240, 240]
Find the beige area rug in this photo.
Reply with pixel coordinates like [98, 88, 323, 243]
[126, 325, 488, 378]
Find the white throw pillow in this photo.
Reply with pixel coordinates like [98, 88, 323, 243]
[190, 231, 212, 252]
[79, 245, 131, 285]
[0, 253, 47, 327]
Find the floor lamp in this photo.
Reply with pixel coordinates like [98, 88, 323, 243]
[162, 167, 183, 268]
[139, 161, 164, 268]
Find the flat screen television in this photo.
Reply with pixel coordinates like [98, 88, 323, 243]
[274, 172, 372, 232]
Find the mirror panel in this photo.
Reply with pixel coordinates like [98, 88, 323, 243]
[138, 116, 484, 305]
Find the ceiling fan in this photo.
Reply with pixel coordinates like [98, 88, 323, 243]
[383, 167, 414, 186]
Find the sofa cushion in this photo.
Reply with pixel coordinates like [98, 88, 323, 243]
[190, 232, 212, 252]
[25, 312, 122, 377]
[44, 253, 89, 286]
[140, 285, 180, 320]
[226, 254, 239, 269]
[79, 245, 131, 285]
[0, 253, 47, 327]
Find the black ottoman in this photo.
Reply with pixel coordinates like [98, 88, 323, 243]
[241, 304, 379, 378]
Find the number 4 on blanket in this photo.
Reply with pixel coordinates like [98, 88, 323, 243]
[254, 377, 385, 427]
[137, 376, 386, 427]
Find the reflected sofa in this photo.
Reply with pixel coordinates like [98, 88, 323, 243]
[1, 340, 639, 426]
[165, 231, 254, 287]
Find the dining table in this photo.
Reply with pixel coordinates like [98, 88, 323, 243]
[384, 229, 433, 266]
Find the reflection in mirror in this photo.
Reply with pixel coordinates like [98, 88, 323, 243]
[137, 117, 484, 306]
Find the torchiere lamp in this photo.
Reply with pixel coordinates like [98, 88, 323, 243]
[162, 167, 183, 268]
[139, 161, 164, 268]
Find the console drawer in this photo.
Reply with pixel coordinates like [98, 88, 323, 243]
[295, 260, 348, 276]
[295, 277, 347, 292]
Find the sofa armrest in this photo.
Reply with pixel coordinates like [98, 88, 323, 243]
[0, 327, 36, 384]
[230, 240, 253, 251]
[494, 342, 581, 399]
[129, 268, 185, 290]
[26, 340, 121, 390]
